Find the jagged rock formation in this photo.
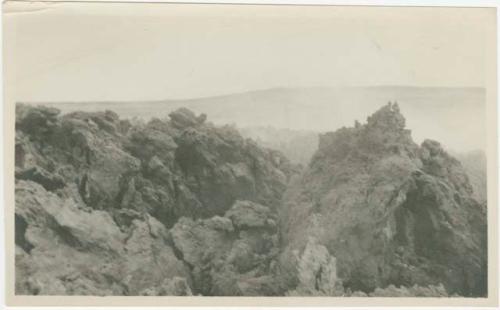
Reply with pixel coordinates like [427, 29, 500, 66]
[279, 103, 487, 297]
[14, 104, 295, 296]
[14, 103, 487, 297]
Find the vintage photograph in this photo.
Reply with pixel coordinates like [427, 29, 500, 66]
[3, 1, 497, 305]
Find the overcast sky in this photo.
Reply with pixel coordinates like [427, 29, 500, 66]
[4, 2, 495, 101]
[4, 2, 494, 152]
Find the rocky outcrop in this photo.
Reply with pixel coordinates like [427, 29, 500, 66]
[280, 103, 487, 297]
[170, 200, 282, 296]
[15, 104, 294, 225]
[282, 237, 343, 296]
[172, 119, 296, 217]
[15, 104, 295, 296]
[15, 180, 190, 295]
[16, 105, 141, 211]
[14, 102, 487, 297]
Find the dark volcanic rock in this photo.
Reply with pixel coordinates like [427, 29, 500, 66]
[16, 104, 142, 210]
[14, 103, 487, 297]
[279, 103, 487, 297]
[173, 122, 295, 217]
[14, 104, 294, 296]
[170, 200, 282, 296]
[16, 166, 65, 191]
[15, 104, 293, 224]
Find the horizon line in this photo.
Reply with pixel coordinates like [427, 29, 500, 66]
[18, 85, 486, 105]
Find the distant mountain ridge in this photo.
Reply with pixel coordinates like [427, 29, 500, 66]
[31, 86, 485, 105]
[27, 86, 485, 152]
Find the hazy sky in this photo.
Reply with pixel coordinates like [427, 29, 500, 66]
[4, 2, 495, 101]
[4, 2, 494, 152]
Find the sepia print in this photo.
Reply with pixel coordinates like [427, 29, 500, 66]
[3, 1, 498, 306]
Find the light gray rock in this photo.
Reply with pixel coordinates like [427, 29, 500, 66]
[15, 180, 190, 296]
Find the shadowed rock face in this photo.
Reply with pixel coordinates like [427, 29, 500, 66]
[14, 103, 487, 297]
[279, 103, 487, 297]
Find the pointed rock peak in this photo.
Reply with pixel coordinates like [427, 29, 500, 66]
[366, 101, 406, 131]
[316, 102, 414, 158]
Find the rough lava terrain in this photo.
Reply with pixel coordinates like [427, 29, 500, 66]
[14, 103, 487, 297]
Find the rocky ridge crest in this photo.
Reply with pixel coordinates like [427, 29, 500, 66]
[279, 102, 487, 296]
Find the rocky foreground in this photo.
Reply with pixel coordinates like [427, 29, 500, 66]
[14, 103, 487, 297]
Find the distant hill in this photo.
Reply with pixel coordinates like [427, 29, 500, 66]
[29, 86, 486, 152]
